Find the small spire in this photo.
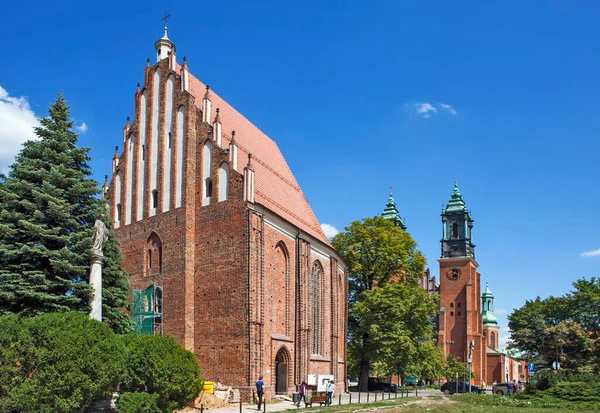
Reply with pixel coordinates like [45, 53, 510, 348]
[146, 58, 150, 67]
[114, 146, 119, 153]
[454, 176, 458, 188]
[231, 130, 236, 142]
[137, 82, 140, 91]
[104, 174, 108, 184]
[183, 56, 187, 65]
[126, 116, 130, 125]
[247, 153, 253, 167]
[389, 186, 393, 196]
[161, 26, 169, 40]
[204, 85, 211, 99]
[214, 107, 221, 122]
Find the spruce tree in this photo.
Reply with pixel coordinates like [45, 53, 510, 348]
[0, 92, 130, 332]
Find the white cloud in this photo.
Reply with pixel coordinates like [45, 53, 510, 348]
[580, 249, 600, 257]
[321, 223, 340, 239]
[0, 86, 39, 174]
[407, 102, 457, 118]
[410, 102, 437, 118]
[439, 103, 457, 115]
[495, 309, 508, 315]
[75, 122, 88, 134]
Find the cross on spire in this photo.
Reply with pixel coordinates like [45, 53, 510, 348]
[161, 11, 171, 26]
[389, 186, 393, 195]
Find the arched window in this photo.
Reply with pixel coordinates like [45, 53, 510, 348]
[274, 242, 291, 335]
[149, 68, 160, 217]
[205, 178, 213, 198]
[137, 90, 148, 221]
[202, 141, 213, 206]
[176, 106, 186, 208]
[218, 162, 229, 202]
[126, 134, 134, 224]
[452, 223, 458, 238]
[163, 74, 175, 213]
[152, 189, 158, 209]
[114, 172, 122, 227]
[145, 233, 163, 275]
[491, 332, 496, 348]
[311, 261, 324, 355]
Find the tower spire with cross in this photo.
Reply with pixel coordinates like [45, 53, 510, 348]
[155, 13, 176, 62]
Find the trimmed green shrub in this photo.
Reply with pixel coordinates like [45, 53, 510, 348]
[120, 334, 202, 411]
[0, 312, 124, 413]
[117, 392, 162, 413]
[547, 382, 600, 402]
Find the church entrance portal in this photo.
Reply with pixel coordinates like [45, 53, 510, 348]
[275, 347, 289, 394]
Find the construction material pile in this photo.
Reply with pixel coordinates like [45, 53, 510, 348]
[213, 382, 241, 403]
[193, 392, 229, 409]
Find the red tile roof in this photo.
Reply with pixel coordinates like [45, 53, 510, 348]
[187, 72, 331, 246]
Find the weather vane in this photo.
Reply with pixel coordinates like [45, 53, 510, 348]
[161, 11, 171, 26]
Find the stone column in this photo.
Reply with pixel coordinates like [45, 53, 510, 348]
[89, 253, 104, 321]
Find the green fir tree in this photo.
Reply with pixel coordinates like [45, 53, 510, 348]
[0, 92, 130, 332]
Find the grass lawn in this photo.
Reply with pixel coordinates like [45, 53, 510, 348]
[287, 394, 600, 413]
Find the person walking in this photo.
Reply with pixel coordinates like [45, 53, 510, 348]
[326, 381, 335, 405]
[256, 376, 265, 410]
[296, 381, 307, 407]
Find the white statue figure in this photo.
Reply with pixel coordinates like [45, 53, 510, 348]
[92, 218, 108, 256]
[90, 216, 108, 321]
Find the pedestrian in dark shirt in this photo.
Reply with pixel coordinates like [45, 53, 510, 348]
[296, 381, 307, 407]
[256, 376, 265, 410]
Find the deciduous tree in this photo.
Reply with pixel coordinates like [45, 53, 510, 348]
[333, 216, 432, 390]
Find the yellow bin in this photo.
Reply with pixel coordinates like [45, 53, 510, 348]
[203, 381, 215, 394]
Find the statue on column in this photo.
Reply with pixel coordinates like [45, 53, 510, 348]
[89, 214, 108, 321]
[92, 217, 108, 256]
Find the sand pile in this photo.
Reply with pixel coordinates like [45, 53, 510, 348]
[193, 392, 230, 409]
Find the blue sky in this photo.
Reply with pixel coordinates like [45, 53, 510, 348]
[2, 0, 600, 346]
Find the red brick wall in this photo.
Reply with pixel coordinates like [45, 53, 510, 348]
[108, 57, 347, 395]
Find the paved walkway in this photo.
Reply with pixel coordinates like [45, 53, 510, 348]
[206, 389, 439, 413]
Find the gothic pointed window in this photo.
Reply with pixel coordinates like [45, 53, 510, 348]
[205, 178, 213, 198]
[202, 141, 213, 206]
[311, 261, 324, 355]
[152, 190, 158, 209]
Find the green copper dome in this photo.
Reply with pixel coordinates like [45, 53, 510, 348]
[445, 183, 469, 214]
[482, 282, 498, 326]
[382, 192, 407, 230]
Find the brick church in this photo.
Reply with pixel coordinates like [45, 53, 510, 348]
[385, 184, 528, 386]
[105, 27, 347, 394]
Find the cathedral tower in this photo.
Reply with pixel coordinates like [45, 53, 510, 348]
[482, 283, 499, 350]
[382, 190, 407, 230]
[437, 183, 486, 385]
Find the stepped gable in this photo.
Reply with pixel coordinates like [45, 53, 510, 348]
[188, 73, 330, 246]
